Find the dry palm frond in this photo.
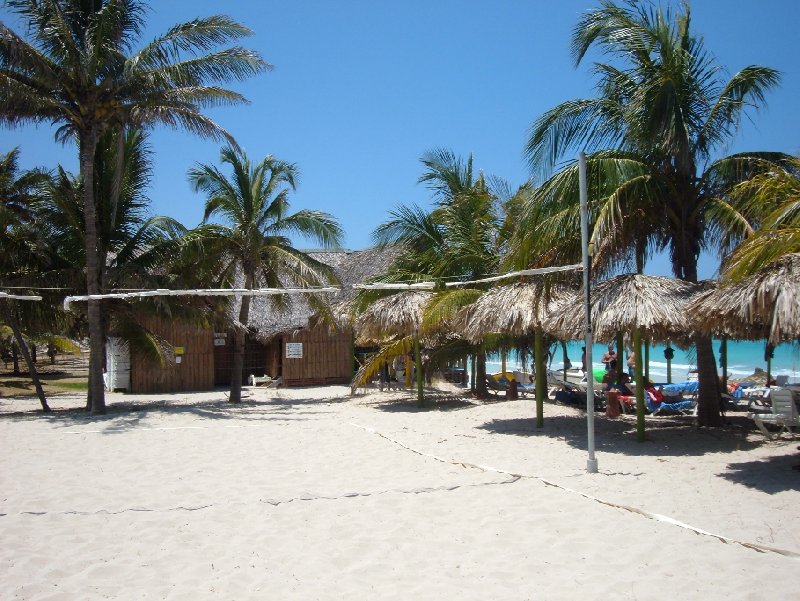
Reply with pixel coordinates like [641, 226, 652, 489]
[351, 337, 414, 390]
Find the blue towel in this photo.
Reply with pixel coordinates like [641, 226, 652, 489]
[661, 381, 699, 396]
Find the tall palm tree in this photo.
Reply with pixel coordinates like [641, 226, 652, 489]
[37, 129, 198, 375]
[1, 0, 270, 413]
[373, 148, 505, 400]
[521, 0, 789, 426]
[188, 146, 343, 403]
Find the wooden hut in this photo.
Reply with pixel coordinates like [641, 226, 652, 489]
[118, 248, 396, 392]
[127, 315, 216, 394]
[215, 248, 397, 388]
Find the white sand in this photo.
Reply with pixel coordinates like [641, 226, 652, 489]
[1, 383, 798, 600]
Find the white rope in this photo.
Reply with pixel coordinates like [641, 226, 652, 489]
[0, 291, 42, 301]
[349, 421, 800, 560]
[353, 282, 435, 290]
[444, 263, 583, 287]
[63, 287, 339, 310]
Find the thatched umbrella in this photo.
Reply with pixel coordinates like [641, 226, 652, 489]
[355, 290, 433, 407]
[689, 253, 800, 345]
[544, 275, 697, 343]
[457, 282, 570, 427]
[544, 274, 699, 441]
[689, 253, 800, 383]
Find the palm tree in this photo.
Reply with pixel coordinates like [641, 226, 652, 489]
[188, 146, 343, 403]
[37, 129, 200, 377]
[373, 148, 505, 400]
[1, 0, 270, 413]
[722, 157, 800, 280]
[0, 147, 52, 411]
[521, 0, 789, 426]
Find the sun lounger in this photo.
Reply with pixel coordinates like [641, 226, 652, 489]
[248, 374, 281, 388]
[748, 388, 799, 439]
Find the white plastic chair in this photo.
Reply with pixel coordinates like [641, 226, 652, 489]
[749, 389, 799, 439]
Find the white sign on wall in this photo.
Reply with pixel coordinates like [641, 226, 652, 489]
[285, 342, 303, 359]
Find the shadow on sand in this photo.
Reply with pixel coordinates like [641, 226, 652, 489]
[477, 413, 767, 457]
[0, 389, 340, 432]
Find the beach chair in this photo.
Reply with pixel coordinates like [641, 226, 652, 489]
[485, 376, 508, 397]
[749, 389, 799, 439]
[248, 374, 282, 388]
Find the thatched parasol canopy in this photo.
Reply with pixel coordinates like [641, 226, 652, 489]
[543, 274, 698, 342]
[689, 253, 800, 345]
[456, 282, 570, 343]
[355, 290, 434, 343]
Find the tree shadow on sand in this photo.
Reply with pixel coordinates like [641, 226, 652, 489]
[719, 452, 800, 493]
[477, 413, 766, 458]
[0, 392, 336, 432]
[356, 390, 483, 413]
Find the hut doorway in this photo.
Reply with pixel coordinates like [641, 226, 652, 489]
[213, 332, 271, 386]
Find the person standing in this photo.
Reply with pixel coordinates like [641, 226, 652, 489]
[601, 344, 617, 372]
[627, 350, 636, 378]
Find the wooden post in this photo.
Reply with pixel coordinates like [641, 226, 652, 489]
[633, 328, 645, 442]
[534, 326, 546, 428]
[720, 337, 728, 390]
[414, 334, 424, 408]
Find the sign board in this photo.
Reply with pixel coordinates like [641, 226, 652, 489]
[174, 346, 185, 356]
[213, 337, 226, 346]
[285, 342, 303, 359]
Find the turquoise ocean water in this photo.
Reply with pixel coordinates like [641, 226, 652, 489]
[484, 340, 800, 384]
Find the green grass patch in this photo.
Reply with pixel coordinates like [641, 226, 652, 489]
[53, 381, 88, 391]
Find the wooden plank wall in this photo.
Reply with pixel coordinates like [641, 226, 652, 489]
[130, 317, 215, 394]
[282, 326, 353, 386]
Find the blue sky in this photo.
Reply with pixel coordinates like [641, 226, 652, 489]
[4, 0, 799, 279]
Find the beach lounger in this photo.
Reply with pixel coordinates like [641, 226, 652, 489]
[248, 374, 282, 388]
[749, 388, 799, 439]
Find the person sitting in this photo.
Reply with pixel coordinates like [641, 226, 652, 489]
[615, 372, 634, 396]
[644, 379, 664, 413]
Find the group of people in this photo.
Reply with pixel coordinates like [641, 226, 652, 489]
[600, 343, 637, 377]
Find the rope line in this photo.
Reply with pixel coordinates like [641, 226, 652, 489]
[349, 421, 800, 560]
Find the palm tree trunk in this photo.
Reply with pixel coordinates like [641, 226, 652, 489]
[229, 287, 253, 404]
[6, 303, 50, 412]
[81, 127, 106, 415]
[534, 327, 546, 428]
[12, 341, 19, 375]
[475, 349, 487, 396]
[695, 335, 722, 426]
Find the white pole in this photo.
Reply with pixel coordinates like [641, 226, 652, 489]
[579, 152, 598, 474]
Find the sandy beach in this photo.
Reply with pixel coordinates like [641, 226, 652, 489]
[1, 383, 798, 600]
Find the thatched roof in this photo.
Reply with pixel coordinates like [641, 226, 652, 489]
[456, 282, 571, 343]
[244, 247, 398, 342]
[688, 253, 800, 344]
[543, 274, 698, 343]
[354, 290, 433, 343]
